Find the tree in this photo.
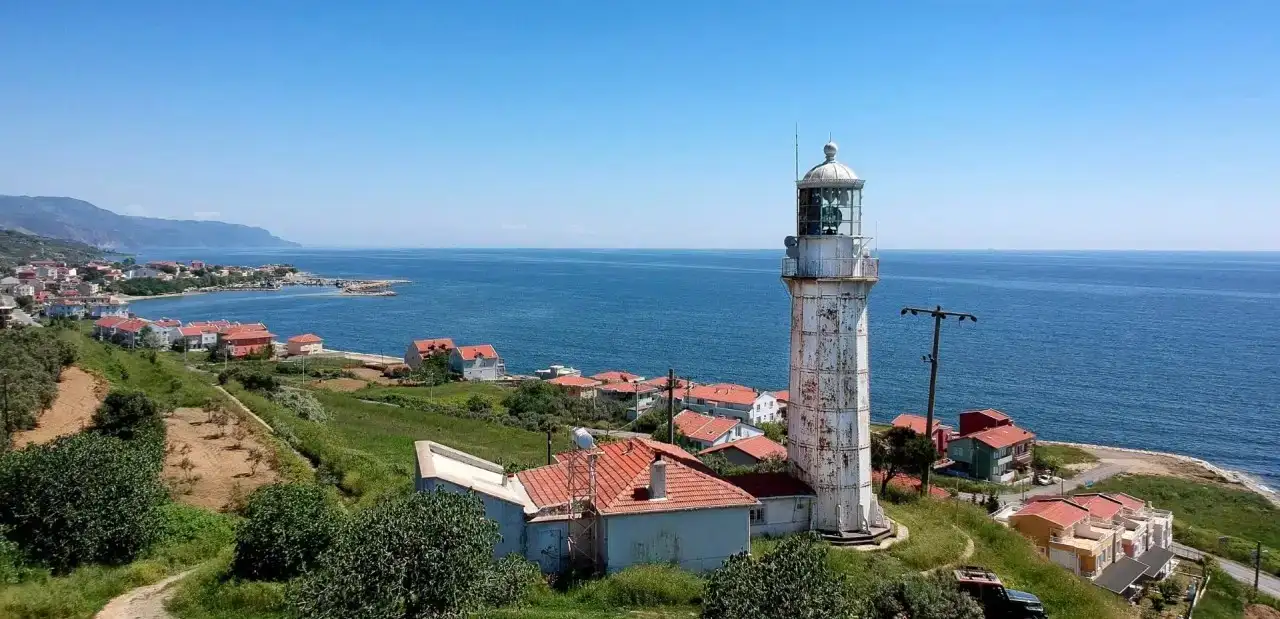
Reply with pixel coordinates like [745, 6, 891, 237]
[1031, 447, 1061, 476]
[232, 483, 342, 581]
[871, 426, 939, 495]
[139, 326, 164, 350]
[862, 572, 985, 619]
[466, 394, 493, 415]
[411, 353, 452, 387]
[703, 533, 854, 619]
[0, 433, 166, 572]
[760, 421, 786, 444]
[290, 489, 501, 619]
[91, 388, 164, 442]
[984, 494, 1001, 514]
[14, 296, 33, 312]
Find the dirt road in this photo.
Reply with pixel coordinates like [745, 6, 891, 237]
[12, 367, 105, 448]
[94, 569, 193, 619]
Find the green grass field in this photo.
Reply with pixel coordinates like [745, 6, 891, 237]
[1195, 565, 1280, 619]
[355, 381, 510, 405]
[1034, 443, 1099, 466]
[1082, 474, 1280, 577]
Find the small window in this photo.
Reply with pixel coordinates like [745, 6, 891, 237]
[750, 508, 765, 524]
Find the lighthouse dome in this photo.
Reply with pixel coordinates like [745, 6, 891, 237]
[799, 142, 861, 188]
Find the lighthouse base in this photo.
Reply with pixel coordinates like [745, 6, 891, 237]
[817, 522, 896, 547]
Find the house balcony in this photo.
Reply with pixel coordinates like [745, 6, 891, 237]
[781, 256, 879, 280]
[1013, 450, 1033, 464]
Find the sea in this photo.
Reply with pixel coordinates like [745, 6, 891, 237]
[125, 248, 1280, 489]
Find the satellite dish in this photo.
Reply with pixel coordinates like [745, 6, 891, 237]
[784, 236, 799, 248]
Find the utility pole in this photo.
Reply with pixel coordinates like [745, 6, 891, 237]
[546, 427, 553, 465]
[901, 305, 977, 496]
[1, 370, 10, 452]
[1255, 541, 1263, 599]
[666, 368, 676, 444]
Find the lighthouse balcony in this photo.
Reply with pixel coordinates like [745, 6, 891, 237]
[782, 256, 879, 280]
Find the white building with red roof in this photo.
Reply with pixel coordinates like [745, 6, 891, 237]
[672, 410, 763, 451]
[404, 337, 455, 369]
[675, 383, 781, 425]
[449, 344, 504, 381]
[699, 435, 787, 467]
[415, 436, 760, 574]
[286, 333, 324, 356]
[546, 374, 602, 398]
[590, 370, 644, 384]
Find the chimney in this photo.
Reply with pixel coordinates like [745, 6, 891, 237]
[650, 456, 667, 500]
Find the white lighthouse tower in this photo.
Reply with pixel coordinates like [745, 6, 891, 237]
[782, 141, 888, 540]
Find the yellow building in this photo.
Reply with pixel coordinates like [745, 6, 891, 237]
[1009, 497, 1122, 578]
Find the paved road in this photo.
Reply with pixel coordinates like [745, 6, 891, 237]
[1172, 543, 1280, 599]
[996, 463, 1126, 503]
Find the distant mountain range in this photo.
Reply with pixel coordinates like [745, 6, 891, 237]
[0, 195, 298, 250]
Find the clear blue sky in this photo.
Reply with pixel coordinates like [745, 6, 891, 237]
[1, 2, 1276, 250]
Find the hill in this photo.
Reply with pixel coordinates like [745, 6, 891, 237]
[0, 228, 104, 269]
[0, 195, 297, 250]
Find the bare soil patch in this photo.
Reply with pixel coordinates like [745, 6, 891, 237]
[348, 367, 397, 384]
[1084, 445, 1225, 482]
[94, 569, 192, 619]
[12, 367, 106, 448]
[164, 407, 278, 511]
[312, 377, 368, 392]
[1246, 605, 1280, 619]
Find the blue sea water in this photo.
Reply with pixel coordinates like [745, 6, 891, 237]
[127, 249, 1280, 488]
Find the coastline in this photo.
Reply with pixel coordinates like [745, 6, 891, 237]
[1039, 439, 1279, 507]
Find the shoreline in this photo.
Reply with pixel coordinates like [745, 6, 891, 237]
[1040, 439, 1279, 507]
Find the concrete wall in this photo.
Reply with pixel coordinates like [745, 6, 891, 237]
[720, 447, 763, 468]
[601, 507, 751, 573]
[525, 519, 569, 573]
[750, 496, 812, 537]
[1049, 546, 1079, 575]
[453, 356, 501, 381]
[417, 478, 526, 559]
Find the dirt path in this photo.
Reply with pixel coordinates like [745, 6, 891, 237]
[95, 569, 193, 619]
[12, 367, 105, 448]
[922, 526, 976, 575]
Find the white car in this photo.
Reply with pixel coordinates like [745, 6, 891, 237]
[1034, 473, 1054, 486]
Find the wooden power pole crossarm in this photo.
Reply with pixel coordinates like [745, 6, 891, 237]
[901, 305, 978, 496]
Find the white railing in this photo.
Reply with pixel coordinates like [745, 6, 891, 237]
[781, 256, 879, 279]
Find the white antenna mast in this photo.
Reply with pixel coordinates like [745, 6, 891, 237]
[794, 123, 799, 181]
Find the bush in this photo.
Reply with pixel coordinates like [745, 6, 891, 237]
[0, 433, 167, 572]
[575, 564, 702, 608]
[289, 489, 500, 619]
[232, 483, 342, 581]
[703, 533, 854, 619]
[91, 388, 165, 441]
[476, 554, 546, 609]
[862, 572, 985, 619]
[270, 388, 328, 422]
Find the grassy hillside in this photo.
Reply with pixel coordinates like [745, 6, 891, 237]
[0, 228, 103, 269]
[1082, 474, 1280, 577]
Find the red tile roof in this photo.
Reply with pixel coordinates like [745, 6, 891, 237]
[673, 410, 740, 443]
[591, 370, 642, 383]
[152, 319, 181, 328]
[287, 333, 323, 343]
[413, 338, 455, 354]
[1070, 494, 1124, 520]
[699, 435, 787, 461]
[892, 413, 944, 435]
[221, 323, 268, 334]
[725, 472, 813, 498]
[187, 320, 231, 329]
[547, 375, 601, 388]
[771, 390, 789, 403]
[517, 438, 755, 515]
[963, 408, 1010, 422]
[115, 319, 151, 333]
[222, 331, 275, 342]
[1012, 498, 1089, 528]
[94, 316, 127, 329]
[871, 471, 952, 499]
[456, 344, 498, 361]
[1106, 492, 1146, 512]
[643, 376, 692, 389]
[686, 384, 761, 407]
[178, 326, 204, 337]
[598, 382, 657, 395]
[966, 424, 1035, 449]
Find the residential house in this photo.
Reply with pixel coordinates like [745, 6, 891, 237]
[450, 344, 504, 381]
[126, 266, 164, 279]
[546, 375, 602, 398]
[1073, 492, 1174, 558]
[219, 330, 275, 358]
[590, 370, 643, 384]
[598, 382, 659, 419]
[149, 319, 183, 348]
[891, 413, 953, 465]
[946, 409, 1035, 482]
[672, 410, 763, 451]
[699, 435, 787, 467]
[404, 337, 455, 369]
[77, 281, 100, 296]
[536, 365, 581, 380]
[46, 301, 87, 319]
[0, 277, 19, 294]
[112, 319, 155, 348]
[12, 283, 35, 299]
[88, 298, 129, 318]
[93, 316, 128, 339]
[1009, 498, 1121, 580]
[1107, 492, 1174, 551]
[677, 383, 781, 425]
[771, 390, 789, 417]
[287, 334, 324, 356]
[725, 473, 814, 537]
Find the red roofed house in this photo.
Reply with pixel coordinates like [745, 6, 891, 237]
[699, 435, 787, 467]
[546, 374, 602, 398]
[891, 413, 953, 464]
[404, 337, 455, 369]
[415, 436, 759, 574]
[590, 370, 643, 384]
[111, 318, 153, 348]
[676, 383, 781, 425]
[946, 409, 1036, 482]
[1009, 497, 1122, 581]
[1072, 493, 1174, 562]
[724, 472, 815, 537]
[871, 470, 951, 500]
[219, 329, 275, 359]
[449, 344, 504, 381]
[287, 333, 324, 356]
[673, 410, 763, 451]
[598, 381, 660, 418]
[92, 316, 128, 340]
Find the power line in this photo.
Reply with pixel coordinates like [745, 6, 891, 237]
[901, 304, 978, 496]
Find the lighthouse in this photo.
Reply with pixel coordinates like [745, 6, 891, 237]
[782, 141, 887, 539]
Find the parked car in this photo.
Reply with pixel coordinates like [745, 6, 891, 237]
[954, 566, 1047, 619]
[1034, 473, 1055, 486]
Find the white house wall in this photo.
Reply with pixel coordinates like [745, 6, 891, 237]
[750, 496, 812, 537]
[601, 507, 751, 573]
